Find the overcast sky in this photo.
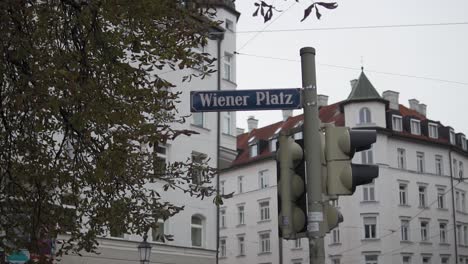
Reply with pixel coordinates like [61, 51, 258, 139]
[233, 0, 468, 135]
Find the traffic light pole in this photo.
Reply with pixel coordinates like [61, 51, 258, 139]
[300, 47, 325, 264]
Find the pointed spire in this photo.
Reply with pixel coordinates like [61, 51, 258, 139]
[346, 70, 381, 101]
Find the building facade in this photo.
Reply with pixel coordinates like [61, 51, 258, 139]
[60, 2, 240, 264]
[219, 71, 468, 264]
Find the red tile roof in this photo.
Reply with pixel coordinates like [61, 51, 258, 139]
[231, 101, 466, 167]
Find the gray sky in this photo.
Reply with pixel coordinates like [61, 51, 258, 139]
[233, 0, 468, 135]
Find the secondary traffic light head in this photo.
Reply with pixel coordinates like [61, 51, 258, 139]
[325, 126, 379, 196]
[277, 134, 307, 239]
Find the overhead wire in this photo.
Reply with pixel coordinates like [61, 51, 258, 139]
[235, 51, 468, 86]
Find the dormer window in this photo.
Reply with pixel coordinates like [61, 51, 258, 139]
[269, 137, 278, 152]
[294, 132, 303, 140]
[392, 115, 402, 132]
[249, 143, 258, 157]
[428, 123, 438, 139]
[359, 107, 372, 124]
[462, 135, 467, 150]
[450, 129, 456, 145]
[410, 119, 421, 135]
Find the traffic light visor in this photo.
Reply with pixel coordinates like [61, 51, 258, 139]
[349, 130, 377, 152]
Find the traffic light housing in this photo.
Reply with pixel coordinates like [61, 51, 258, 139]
[276, 134, 307, 239]
[325, 126, 379, 196]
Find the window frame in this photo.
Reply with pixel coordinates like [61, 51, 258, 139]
[238, 176, 244, 194]
[418, 185, 427, 208]
[363, 216, 378, 239]
[392, 115, 403, 131]
[238, 205, 245, 225]
[397, 148, 406, 169]
[401, 219, 410, 241]
[399, 183, 408, 206]
[439, 221, 448, 243]
[410, 119, 421, 135]
[259, 201, 270, 221]
[428, 123, 439, 138]
[437, 187, 446, 209]
[191, 215, 204, 247]
[192, 112, 204, 127]
[416, 152, 425, 173]
[259, 232, 271, 253]
[359, 107, 372, 124]
[223, 53, 233, 81]
[420, 220, 429, 242]
[259, 170, 269, 189]
[435, 155, 443, 176]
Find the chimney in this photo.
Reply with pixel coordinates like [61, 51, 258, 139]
[382, 90, 399, 110]
[247, 116, 258, 132]
[419, 104, 427, 116]
[350, 79, 358, 89]
[282, 110, 293, 121]
[236, 127, 245, 135]
[317, 94, 329, 108]
[408, 99, 419, 111]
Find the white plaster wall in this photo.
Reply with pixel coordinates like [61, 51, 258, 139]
[344, 101, 387, 128]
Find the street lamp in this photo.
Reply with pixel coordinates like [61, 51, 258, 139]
[138, 233, 152, 264]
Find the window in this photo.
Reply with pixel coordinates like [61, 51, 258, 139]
[192, 112, 204, 127]
[428, 123, 438, 138]
[270, 137, 278, 152]
[363, 182, 375, 201]
[238, 205, 245, 225]
[151, 220, 165, 242]
[154, 144, 167, 175]
[259, 232, 271, 253]
[331, 258, 341, 264]
[222, 112, 232, 135]
[420, 220, 429, 241]
[191, 215, 204, 247]
[223, 53, 233, 81]
[462, 135, 467, 150]
[399, 183, 408, 205]
[419, 185, 427, 208]
[437, 188, 446, 209]
[457, 224, 462, 245]
[259, 170, 269, 189]
[392, 115, 403, 131]
[464, 225, 468, 245]
[397, 148, 406, 169]
[191, 153, 207, 184]
[249, 143, 258, 157]
[410, 119, 421, 135]
[225, 19, 234, 31]
[359, 107, 372, 124]
[441, 257, 449, 264]
[401, 219, 410, 241]
[361, 149, 374, 164]
[365, 255, 378, 264]
[422, 256, 431, 264]
[402, 256, 411, 264]
[220, 180, 225, 195]
[363, 216, 377, 239]
[456, 191, 461, 211]
[417, 152, 425, 173]
[109, 220, 125, 238]
[294, 239, 301, 248]
[294, 131, 303, 140]
[238, 176, 244, 193]
[220, 238, 227, 257]
[460, 161, 464, 179]
[450, 129, 456, 145]
[439, 222, 447, 243]
[462, 192, 466, 212]
[259, 201, 270, 221]
[220, 208, 226, 228]
[237, 235, 245, 256]
[435, 155, 443, 176]
[332, 228, 340, 244]
[454, 158, 459, 178]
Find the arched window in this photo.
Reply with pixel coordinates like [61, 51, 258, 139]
[191, 215, 204, 247]
[359, 107, 372, 124]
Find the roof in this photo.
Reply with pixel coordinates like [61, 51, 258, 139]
[231, 103, 342, 167]
[346, 71, 382, 101]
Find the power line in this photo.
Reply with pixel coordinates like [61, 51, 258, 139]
[235, 52, 468, 86]
[238, 1, 297, 52]
[234, 22, 468, 34]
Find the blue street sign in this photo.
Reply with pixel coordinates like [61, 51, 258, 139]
[190, 89, 302, 112]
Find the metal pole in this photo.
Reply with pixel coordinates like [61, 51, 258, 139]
[300, 47, 325, 264]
